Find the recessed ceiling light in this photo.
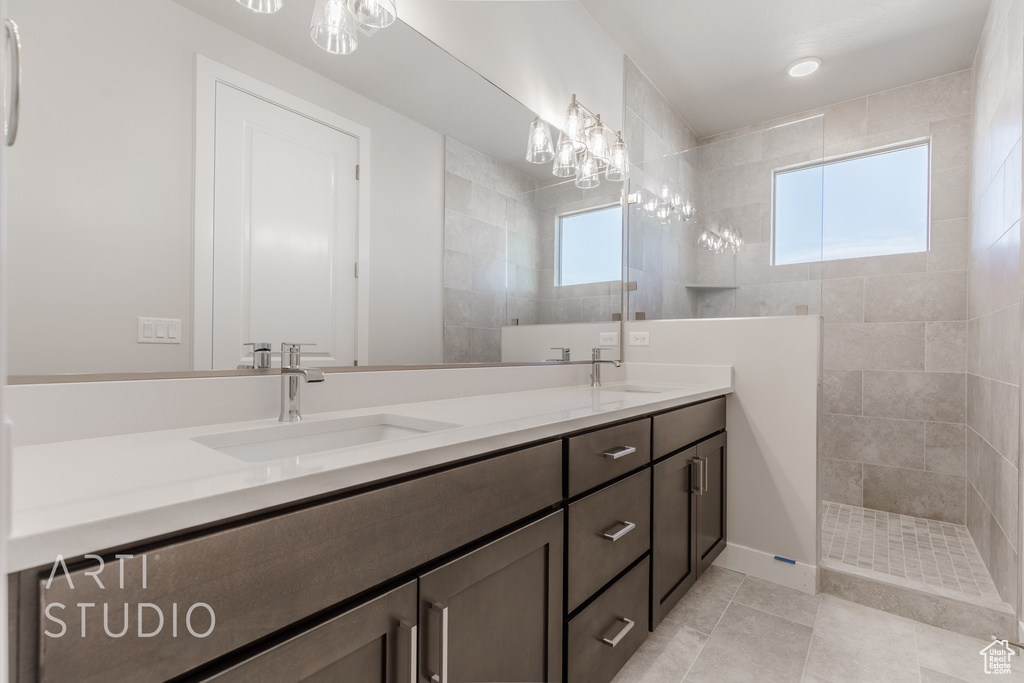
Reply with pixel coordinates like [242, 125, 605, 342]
[788, 58, 821, 78]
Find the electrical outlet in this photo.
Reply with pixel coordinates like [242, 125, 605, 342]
[629, 331, 650, 346]
[599, 332, 618, 346]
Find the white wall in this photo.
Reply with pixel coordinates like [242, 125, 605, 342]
[400, 0, 624, 131]
[623, 317, 821, 593]
[7, 0, 444, 374]
[501, 322, 622, 363]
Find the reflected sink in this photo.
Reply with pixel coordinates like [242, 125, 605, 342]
[193, 414, 461, 463]
[600, 384, 666, 394]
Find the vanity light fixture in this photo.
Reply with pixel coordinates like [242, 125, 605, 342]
[525, 117, 555, 163]
[350, 0, 397, 29]
[529, 94, 630, 188]
[235, 0, 283, 14]
[787, 57, 821, 78]
[636, 183, 697, 225]
[311, 0, 359, 54]
[698, 223, 743, 254]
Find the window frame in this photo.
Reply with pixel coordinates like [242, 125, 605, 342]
[770, 138, 932, 266]
[555, 202, 624, 287]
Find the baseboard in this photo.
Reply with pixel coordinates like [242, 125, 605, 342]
[712, 542, 816, 595]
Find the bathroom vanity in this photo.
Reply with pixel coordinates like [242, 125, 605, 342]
[7, 382, 728, 683]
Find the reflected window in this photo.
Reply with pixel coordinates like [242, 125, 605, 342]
[557, 205, 623, 286]
[773, 142, 929, 265]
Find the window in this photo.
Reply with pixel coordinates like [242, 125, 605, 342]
[557, 205, 623, 286]
[773, 142, 930, 265]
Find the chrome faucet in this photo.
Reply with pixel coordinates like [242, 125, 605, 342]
[238, 342, 272, 370]
[547, 347, 571, 361]
[279, 342, 325, 422]
[591, 347, 621, 388]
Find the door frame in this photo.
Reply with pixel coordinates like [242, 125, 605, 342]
[192, 55, 371, 369]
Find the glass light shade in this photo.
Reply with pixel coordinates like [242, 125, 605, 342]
[310, 0, 358, 55]
[575, 150, 600, 189]
[586, 118, 611, 168]
[350, 0, 397, 28]
[526, 117, 555, 164]
[563, 96, 587, 152]
[605, 134, 630, 181]
[552, 138, 578, 177]
[236, 0, 283, 13]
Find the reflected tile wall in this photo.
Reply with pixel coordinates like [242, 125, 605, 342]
[966, 0, 1024, 605]
[443, 138, 537, 363]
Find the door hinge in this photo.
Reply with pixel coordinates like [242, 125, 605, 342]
[355, 164, 360, 180]
[354, 262, 359, 278]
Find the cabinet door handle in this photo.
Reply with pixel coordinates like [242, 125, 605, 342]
[600, 617, 635, 647]
[702, 456, 709, 494]
[600, 520, 636, 541]
[602, 445, 636, 460]
[691, 458, 703, 495]
[398, 620, 417, 683]
[430, 603, 448, 683]
[3, 18, 20, 147]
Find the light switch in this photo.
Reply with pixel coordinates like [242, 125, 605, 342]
[138, 317, 182, 344]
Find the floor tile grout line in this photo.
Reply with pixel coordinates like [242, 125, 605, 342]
[681, 573, 746, 682]
[797, 592, 825, 681]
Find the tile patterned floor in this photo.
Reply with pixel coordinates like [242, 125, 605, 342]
[612, 565, 1024, 683]
[820, 502, 1002, 606]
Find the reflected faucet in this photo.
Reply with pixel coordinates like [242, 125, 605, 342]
[547, 347, 571, 362]
[591, 347, 621, 388]
[279, 342, 325, 422]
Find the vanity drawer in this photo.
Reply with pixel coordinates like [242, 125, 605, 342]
[567, 470, 650, 612]
[567, 557, 649, 683]
[652, 397, 725, 459]
[567, 418, 651, 497]
[36, 441, 562, 683]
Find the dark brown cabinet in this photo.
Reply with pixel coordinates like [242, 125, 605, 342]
[418, 512, 563, 683]
[695, 433, 727, 575]
[651, 447, 697, 628]
[203, 581, 418, 683]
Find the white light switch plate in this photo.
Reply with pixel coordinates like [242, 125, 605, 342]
[138, 317, 182, 344]
[629, 331, 650, 346]
[598, 332, 618, 346]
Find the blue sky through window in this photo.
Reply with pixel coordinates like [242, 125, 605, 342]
[559, 205, 623, 285]
[774, 144, 929, 265]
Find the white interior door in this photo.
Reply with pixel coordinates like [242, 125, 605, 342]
[212, 82, 359, 369]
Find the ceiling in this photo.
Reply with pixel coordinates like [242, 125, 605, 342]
[578, 0, 992, 138]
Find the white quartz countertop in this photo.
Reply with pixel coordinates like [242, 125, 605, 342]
[10, 377, 731, 572]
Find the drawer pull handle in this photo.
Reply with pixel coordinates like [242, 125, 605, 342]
[603, 445, 636, 460]
[600, 617, 635, 647]
[691, 458, 703, 495]
[430, 602, 448, 683]
[601, 520, 636, 541]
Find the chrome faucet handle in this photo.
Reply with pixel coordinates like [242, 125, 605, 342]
[244, 342, 272, 352]
[550, 347, 571, 361]
[281, 342, 316, 368]
[242, 342, 273, 370]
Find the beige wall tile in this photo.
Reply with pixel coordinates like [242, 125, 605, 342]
[967, 304, 1020, 383]
[821, 414, 925, 469]
[823, 98, 867, 146]
[966, 373, 1020, 461]
[821, 458, 863, 506]
[822, 277, 865, 323]
[862, 464, 965, 523]
[734, 280, 821, 317]
[824, 322, 925, 371]
[442, 325, 470, 363]
[761, 116, 823, 160]
[698, 131, 762, 172]
[863, 271, 967, 322]
[924, 422, 966, 476]
[927, 218, 968, 272]
[975, 427, 1019, 551]
[968, 222, 1020, 319]
[970, 165, 1006, 261]
[931, 166, 970, 221]
[863, 371, 965, 422]
[823, 369, 863, 415]
[925, 321, 966, 372]
[866, 70, 971, 135]
[823, 252, 928, 279]
[735, 242, 810, 285]
[930, 115, 972, 171]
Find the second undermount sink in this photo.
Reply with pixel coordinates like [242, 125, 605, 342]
[192, 414, 461, 463]
[600, 384, 666, 394]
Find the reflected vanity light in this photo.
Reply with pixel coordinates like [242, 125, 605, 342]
[235, 0, 283, 14]
[350, 0, 397, 29]
[637, 183, 697, 225]
[525, 117, 555, 163]
[311, 0, 359, 55]
[787, 57, 821, 77]
[698, 223, 743, 254]
[528, 94, 630, 188]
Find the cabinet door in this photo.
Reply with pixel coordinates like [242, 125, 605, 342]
[203, 580, 417, 683]
[419, 512, 563, 683]
[651, 447, 697, 629]
[695, 432, 727, 576]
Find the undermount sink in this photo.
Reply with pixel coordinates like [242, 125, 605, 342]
[600, 384, 666, 394]
[192, 414, 461, 463]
